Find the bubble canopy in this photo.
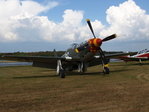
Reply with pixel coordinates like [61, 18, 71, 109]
[137, 49, 149, 55]
[68, 43, 79, 49]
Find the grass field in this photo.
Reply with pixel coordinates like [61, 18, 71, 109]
[0, 61, 149, 112]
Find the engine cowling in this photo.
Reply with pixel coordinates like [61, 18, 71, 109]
[88, 38, 102, 53]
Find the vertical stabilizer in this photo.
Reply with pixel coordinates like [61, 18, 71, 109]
[53, 49, 58, 57]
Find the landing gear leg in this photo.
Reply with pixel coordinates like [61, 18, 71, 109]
[139, 59, 142, 66]
[78, 62, 88, 73]
[57, 60, 65, 78]
[102, 63, 109, 74]
[103, 67, 109, 74]
[59, 69, 65, 78]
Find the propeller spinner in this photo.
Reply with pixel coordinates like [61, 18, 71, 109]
[75, 19, 117, 74]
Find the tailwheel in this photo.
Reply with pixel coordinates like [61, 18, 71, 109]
[103, 67, 109, 74]
[59, 69, 65, 78]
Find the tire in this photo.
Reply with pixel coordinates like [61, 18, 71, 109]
[103, 67, 109, 74]
[59, 69, 65, 78]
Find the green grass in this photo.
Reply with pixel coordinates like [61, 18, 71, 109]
[1, 61, 149, 112]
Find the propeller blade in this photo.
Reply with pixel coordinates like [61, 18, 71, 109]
[102, 34, 117, 42]
[98, 47, 108, 66]
[98, 47, 109, 74]
[86, 19, 96, 38]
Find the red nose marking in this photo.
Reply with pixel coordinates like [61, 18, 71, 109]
[93, 38, 102, 47]
[88, 38, 102, 53]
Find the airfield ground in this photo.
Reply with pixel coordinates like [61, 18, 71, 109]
[0, 61, 149, 112]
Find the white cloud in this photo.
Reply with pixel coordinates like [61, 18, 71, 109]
[0, 0, 59, 42]
[0, 0, 58, 19]
[10, 9, 89, 42]
[100, 0, 149, 41]
[62, 9, 84, 27]
[0, 0, 149, 45]
[0, 0, 105, 43]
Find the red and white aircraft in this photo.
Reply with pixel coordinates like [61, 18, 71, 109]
[118, 49, 149, 65]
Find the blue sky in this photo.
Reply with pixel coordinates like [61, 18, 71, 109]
[0, 0, 149, 52]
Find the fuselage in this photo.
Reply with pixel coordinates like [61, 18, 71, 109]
[62, 41, 96, 62]
[132, 52, 149, 58]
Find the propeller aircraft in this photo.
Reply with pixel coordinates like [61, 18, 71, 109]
[1, 19, 136, 78]
[118, 49, 149, 65]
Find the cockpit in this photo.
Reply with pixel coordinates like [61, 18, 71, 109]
[137, 49, 149, 55]
[68, 43, 78, 49]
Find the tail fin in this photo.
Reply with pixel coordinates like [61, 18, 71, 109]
[53, 49, 58, 57]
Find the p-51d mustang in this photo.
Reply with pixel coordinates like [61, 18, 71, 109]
[118, 49, 149, 65]
[2, 19, 136, 78]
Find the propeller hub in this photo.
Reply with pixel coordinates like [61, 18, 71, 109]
[88, 38, 102, 53]
[88, 38, 102, 47]
[93, 38, 102, 47]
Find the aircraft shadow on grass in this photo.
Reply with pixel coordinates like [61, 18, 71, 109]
[12, 72, 102, 79]
[110, 69, 135, 73]
[112, 62, 149, 66]
[117, 63, 148, 66]
[13, 75, 57, 79]
[12, 68, 134, 79]
[131, 63, 149, 65]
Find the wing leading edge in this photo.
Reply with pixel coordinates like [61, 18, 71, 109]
[1, 52, 137, 69]
[1, 55, 80, 69]
[93, 52, 137, 59]
[83, 52, 137, 67]
[2, 55, 80, 62]
[119, 56, 148, 61]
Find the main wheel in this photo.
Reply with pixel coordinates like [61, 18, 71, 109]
[103, 67, 109, 74]
[59, 69, 65, 78]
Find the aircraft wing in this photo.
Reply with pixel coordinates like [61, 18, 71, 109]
[118, 56, 148, 61]
[1, 55, 79, 62]
[94, 52, 137, 59]
[1, 52, 138, 69]
[87, 52, 137, 67]
[2, 52, 137, 63]
[1, 55, 80, 69]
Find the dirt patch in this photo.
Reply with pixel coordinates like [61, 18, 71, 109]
[137, 73, 149, 82]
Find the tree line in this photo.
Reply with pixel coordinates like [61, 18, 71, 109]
[0, 51, 123, 57]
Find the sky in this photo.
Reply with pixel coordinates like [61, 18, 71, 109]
[0, 0, 149, 52]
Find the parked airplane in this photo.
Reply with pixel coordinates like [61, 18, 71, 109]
[118, 49, 149, 65]
[1, 19, 136, 78]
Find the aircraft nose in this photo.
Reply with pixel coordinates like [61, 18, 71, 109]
[88, 38, 102, 53]
[93, 38, 102, 47]
[88, 38, 102, 47]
